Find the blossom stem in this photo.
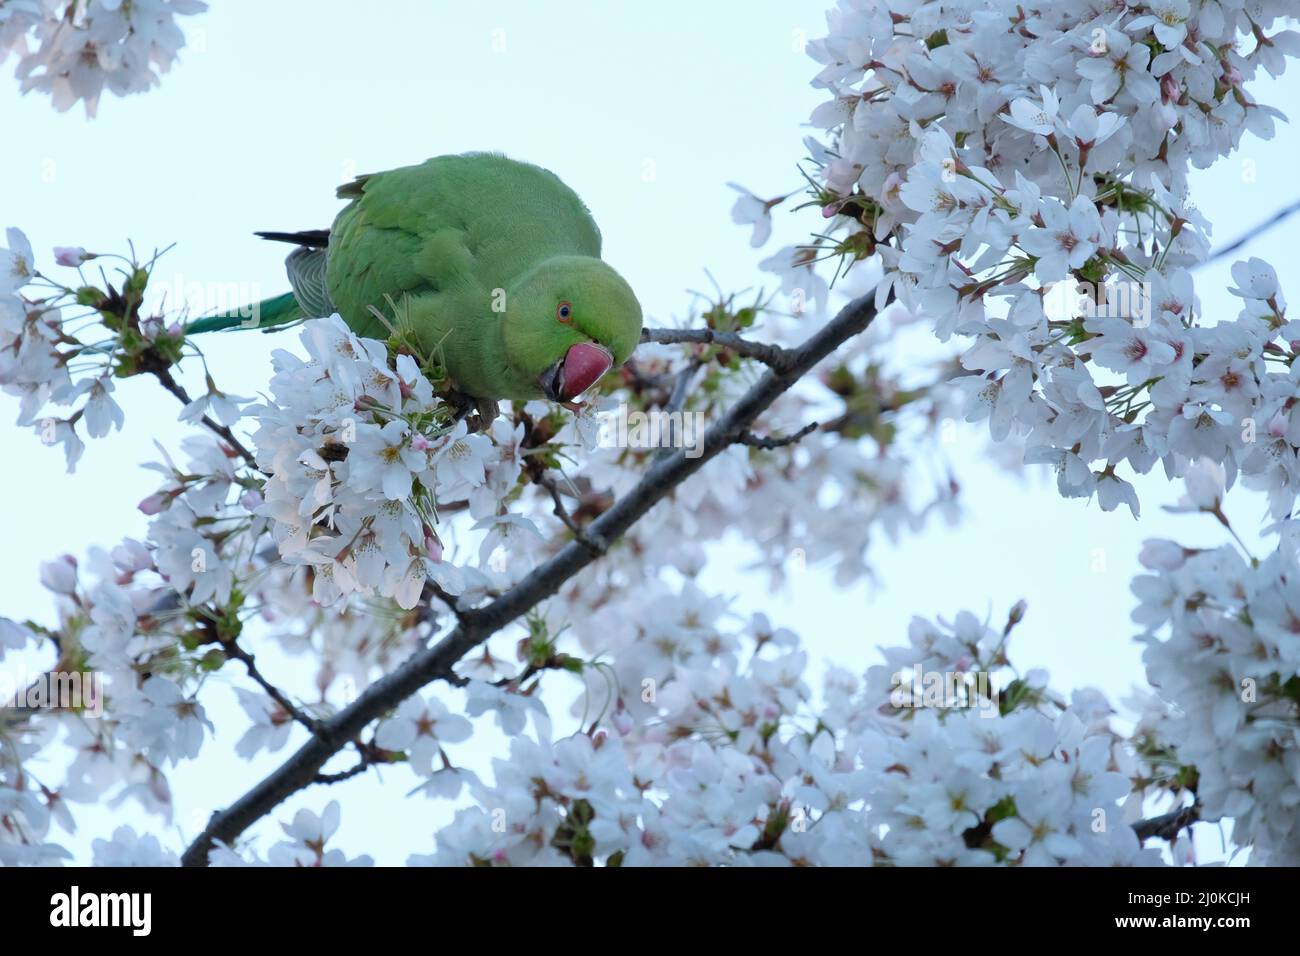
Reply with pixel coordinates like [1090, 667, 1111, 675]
[150, 365, 260, 470]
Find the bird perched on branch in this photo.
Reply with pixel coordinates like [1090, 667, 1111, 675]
[187, 153, 642, 407]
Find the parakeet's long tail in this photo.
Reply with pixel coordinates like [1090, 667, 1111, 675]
[185, 230, 335, 334]
[184, 291, 304, 334]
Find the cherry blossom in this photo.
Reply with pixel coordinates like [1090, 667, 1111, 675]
[3, 0, 1299, 869]
[0, 0, 208, 117]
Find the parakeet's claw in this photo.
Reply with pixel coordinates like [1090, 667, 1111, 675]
[537, 343, 614, 402]
[444, 388, 497, 431]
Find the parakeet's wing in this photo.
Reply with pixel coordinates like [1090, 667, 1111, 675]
[326, 153, 603, 337]
[283, 246, 334, 319]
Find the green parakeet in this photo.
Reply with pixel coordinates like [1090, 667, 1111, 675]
[189, 153, 642, 403]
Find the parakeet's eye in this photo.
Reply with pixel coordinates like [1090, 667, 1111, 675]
[556, 301, 573, 324]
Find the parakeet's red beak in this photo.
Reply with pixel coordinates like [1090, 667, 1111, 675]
[539, 343, 614, 401]
[562, 343, 614, 398]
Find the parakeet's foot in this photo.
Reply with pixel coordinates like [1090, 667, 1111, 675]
[443, 387, 499, 432]
[474, 396, 502, 426]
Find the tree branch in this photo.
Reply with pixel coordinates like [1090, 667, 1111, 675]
[1132, 802, 1200, 842]
[424, 580, 466, 619]
[179, 292, 882, 867]
[663, 360, 702, 415]
[652, 360, 704, 462]
[641, 327, 793, 370]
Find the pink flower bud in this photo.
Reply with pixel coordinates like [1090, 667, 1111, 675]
[240, 489, 264, 511]
[53, 246, 89, 266]
[39, 556, 78, 595]
[137, 492, 168, 515]
[1160, 74, 1180, 104]
[424, 533, 443, 563]
[613, 707, 634, 736]
[1184, 459, 1225, 510]
[1009, 599, 1028, 623]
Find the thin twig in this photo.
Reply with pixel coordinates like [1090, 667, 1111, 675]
[651, 361, 704, 463]
[663, 361, 701, 415]
[179, 291, 883, 867]
[223, 642, 322, 736]
[641, 327, 793, 370]
[738, 421, 820, 450]
[1196, 197, 1300, 269]
[492, 656, 573, 689]
[151, 366, 259, 469]
[312, 741, 386, 785]
[312, 761, 371, 785]
[536, 472, 607, 555]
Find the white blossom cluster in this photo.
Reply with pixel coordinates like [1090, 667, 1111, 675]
[777, 0, 1300, 863]
[1132, 465, 1300, 864]
[249, 315, 537, 610]
[5, 0, 1300, 868]
[0, 297, 990, 866]
[413, 608, 1161, 866]
[770, 0, 1300, 519]
[1, 232, 125, 470]
[0, 0, 207, 117]
[0, 542, 213, 865]
[567, 327, 963, 591]
[141, 433, 257, 609]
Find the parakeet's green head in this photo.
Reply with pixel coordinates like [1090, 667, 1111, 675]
[503, 255, 642, 402]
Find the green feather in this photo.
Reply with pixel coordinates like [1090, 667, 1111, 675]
[184, 291, 304, 334]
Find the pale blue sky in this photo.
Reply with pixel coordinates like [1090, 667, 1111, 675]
[2, 1, 1297, 864]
